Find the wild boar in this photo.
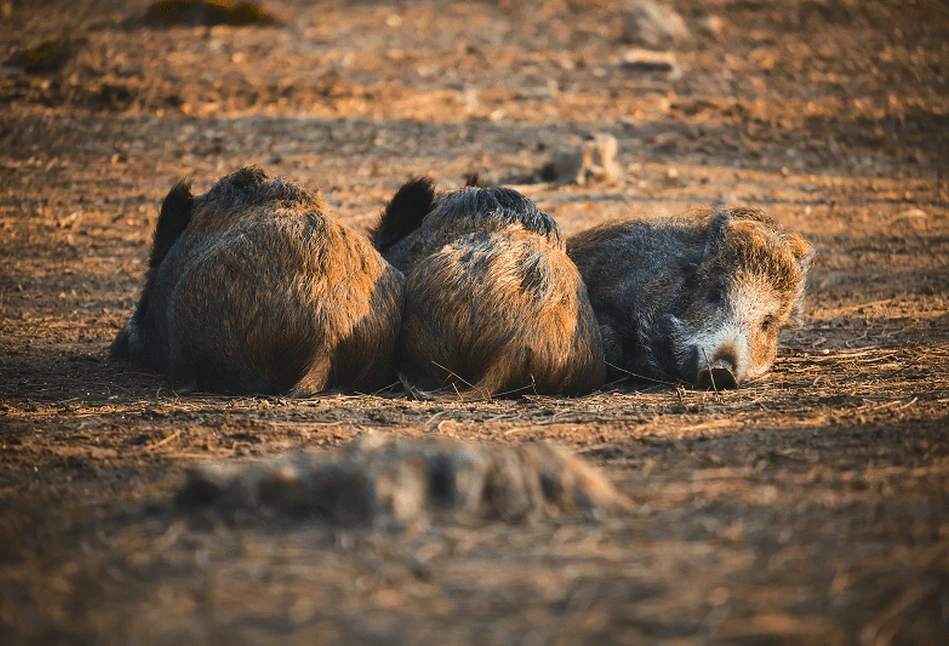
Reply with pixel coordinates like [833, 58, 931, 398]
[371, 178, 604, 397]
[111, 166, 404, 395]
[568, 206, 812, 389]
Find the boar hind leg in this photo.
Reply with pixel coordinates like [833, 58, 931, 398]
[166, 339, 280, 396]
[472, 341, 601, 398]
[321, 271, 404, 394]
[287, 355, 334, 398]
[166, 346, 199, 394]
[109, 310, 153, 367]
[172, 359, 279, 395]
[110, 327, 133, 360]
[321, 318, 400, 394]
[470, 352, 529, 398]
[595, 320, 627, 379]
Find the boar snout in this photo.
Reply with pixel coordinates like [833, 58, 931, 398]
[696, 345, 739, 390]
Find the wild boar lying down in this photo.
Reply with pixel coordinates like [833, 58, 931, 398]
[372, 178, 605, 397]
[568, 206, 812, 389]
[177, 436, 632, 524]
[111, 166, 404, 395]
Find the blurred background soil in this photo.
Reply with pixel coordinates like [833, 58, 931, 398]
[1, 0, 948, 643]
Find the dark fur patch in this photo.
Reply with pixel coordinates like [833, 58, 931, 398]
[201, 165, 319, 213]
[217, 165, 267, 195]
[371, 176, 437, 253]
[438, 188, 560, 242]
[149, 181, 193, 268]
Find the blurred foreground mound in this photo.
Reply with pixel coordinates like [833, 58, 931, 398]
[143, 0, 278, 27]
[178, 437, 632, 525]
[6, 39, 84, 75]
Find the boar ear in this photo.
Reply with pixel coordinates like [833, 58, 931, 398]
[371, 176, 437, 253]
[784, 232, 814, 272]
[150, 180, 193, 268]
[701, 210, 732, 258]
[789, 288, 809, 327]
[786, 233, 813, 326]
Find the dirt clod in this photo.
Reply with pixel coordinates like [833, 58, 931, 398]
[621, 0, 689, 48]
[540, 133, 623, 185]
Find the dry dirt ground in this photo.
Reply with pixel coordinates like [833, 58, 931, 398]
[1, 0, 948, 643]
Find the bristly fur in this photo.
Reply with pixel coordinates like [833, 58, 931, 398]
[371, 176, 437, 254]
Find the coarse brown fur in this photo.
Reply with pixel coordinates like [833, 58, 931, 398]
[568, 206, 812, 388]
[111, 166, 404, 395]
[371, 179, 605, 397]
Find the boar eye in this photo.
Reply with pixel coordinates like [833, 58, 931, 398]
[706, 289, 722, 304]
[761, 315, 777, 332]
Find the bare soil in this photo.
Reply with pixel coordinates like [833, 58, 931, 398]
[1, 1, 948, 643]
